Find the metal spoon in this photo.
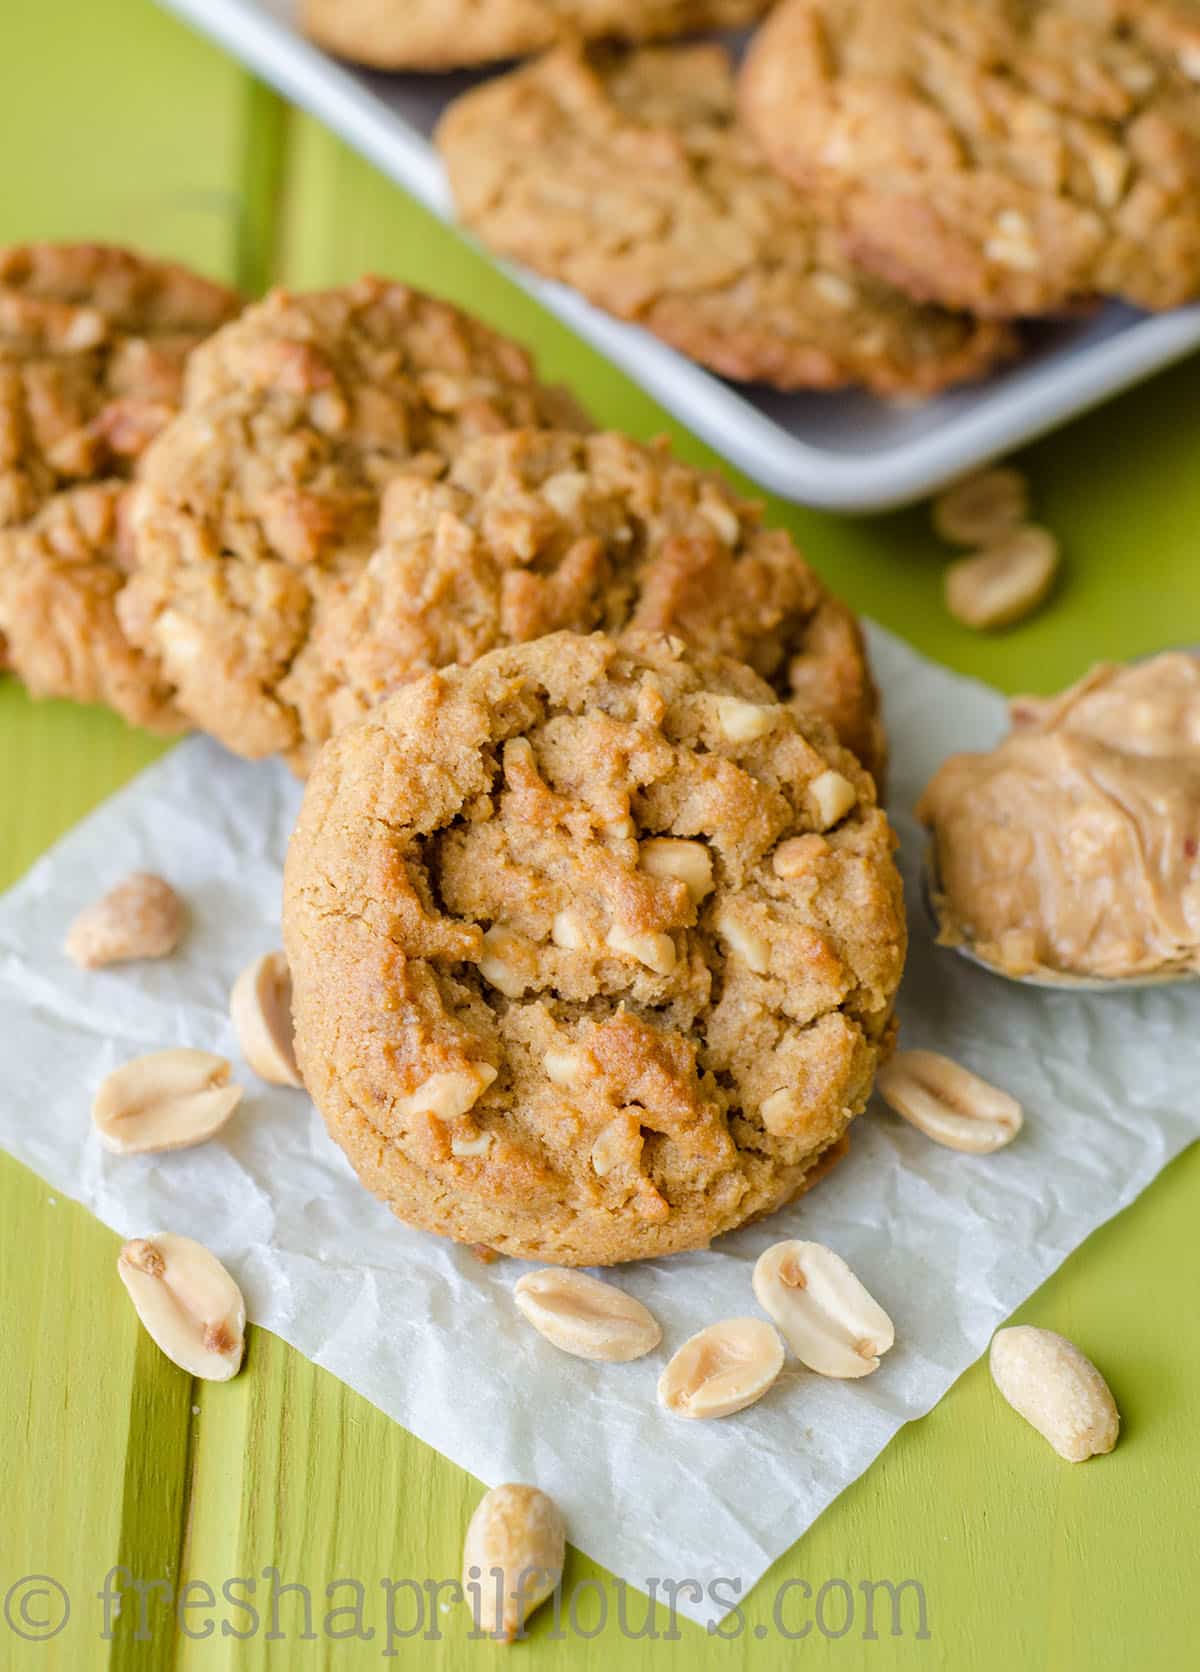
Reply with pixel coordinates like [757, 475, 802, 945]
[920, 841, 1199, 992]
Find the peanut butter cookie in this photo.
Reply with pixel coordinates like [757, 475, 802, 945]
[303, 0, 769, 70]
[284, 631, 906, 1265]
[119, 279, 589, 764]
[301, 428, 887, 778]
[740, 0, 1200, 317]
[437, 41, 1013, 392]
[0, 243, 238, 728]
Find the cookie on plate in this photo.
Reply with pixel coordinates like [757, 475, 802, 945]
[301, 427, 887, 779]
[302, 0, 770, 70]
[437, 41, 1013, 392]
[284, 631, 906, 1265]
[119, 279, 589, 764]
[740, 0, 1200, 317]
[0, 243, 238, 728]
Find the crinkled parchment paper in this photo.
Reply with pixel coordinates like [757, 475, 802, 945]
[1, 626, 1195, 1624]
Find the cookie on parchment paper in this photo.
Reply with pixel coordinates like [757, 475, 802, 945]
[284, 630, 906, 1266]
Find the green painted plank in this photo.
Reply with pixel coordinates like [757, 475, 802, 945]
[0, 1, 288, 1669]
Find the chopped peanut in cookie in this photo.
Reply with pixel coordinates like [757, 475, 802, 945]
[283, 631, 906, 1266]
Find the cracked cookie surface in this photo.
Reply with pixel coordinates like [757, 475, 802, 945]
[119, 279, 588, 764]
[303, 427, 887, 779]
[283, 631, 906, 1265]
[302, 0, 769, 69]
[740, 0, 1200, 317]
[438, 41, 1013, 392]
[0, 242, 238, 728]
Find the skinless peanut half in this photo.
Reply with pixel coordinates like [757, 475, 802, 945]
[657, 1318, 784, 1420]
[753, 1241, 894, 1379]
[944, 526, 1060, 631]
[462, 1484, 566, 1642]
[230, 951, 302, 1087]
[876, 1050, 1022, 1154]
[513, 1269, 662, 1363]
[66, 872, 186, 969]
[989, 1326, 1119, 1462]
[117, 1233, 246, 1380]
[93, 1049, 244, 1155]
[875, 1050, 1022, 1157]
[933, 467, 1030, 545]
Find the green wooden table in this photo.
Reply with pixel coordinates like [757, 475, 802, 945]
[2, 2, 1197, 1665]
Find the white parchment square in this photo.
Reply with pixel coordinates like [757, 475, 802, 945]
[1, 626, 1195, 1625]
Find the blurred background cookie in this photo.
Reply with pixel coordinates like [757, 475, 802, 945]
[740, 0, 1200, 318]
[438, 41, 1014, 392]
[302, 0, 769, 70]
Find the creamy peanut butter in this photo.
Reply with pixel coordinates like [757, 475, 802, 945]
[918, 653, 1200, 981]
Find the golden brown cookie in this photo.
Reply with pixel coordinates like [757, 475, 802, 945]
[740, 0, 1200, 317]
[284, 631, 906, 1265]
[0, 243, 238, 728]
[299, 428, 887, 779]
[303, 0, 769, 70]
[119, 279, 589, 763]
[437, 41, 1013, 392]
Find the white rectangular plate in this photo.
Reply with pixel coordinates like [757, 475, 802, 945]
[160, 0, 1200, 509]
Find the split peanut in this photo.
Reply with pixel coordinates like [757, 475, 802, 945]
[945, 527, 1060, 630]
[230, 951, 302, 1087]
[117, 1233, 245, 1380]
[933, 467, 1030, 546]
[989, 1326, 1119, 1462]
[657, 1318, 784, 1420]
[93, 1048, 243, 1155]
[462, 1484, 566, 1642]
[66, 872, 186, 969]
[876, 1050, 1022, 1153]
[513, 1269, 661, 1362]
[753, 1241, 894, 1378]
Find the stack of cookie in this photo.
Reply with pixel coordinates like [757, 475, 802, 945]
[1, 239, 907, 1263]
[425, 0, 1200, 395]
[1, 243, 887, 780]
